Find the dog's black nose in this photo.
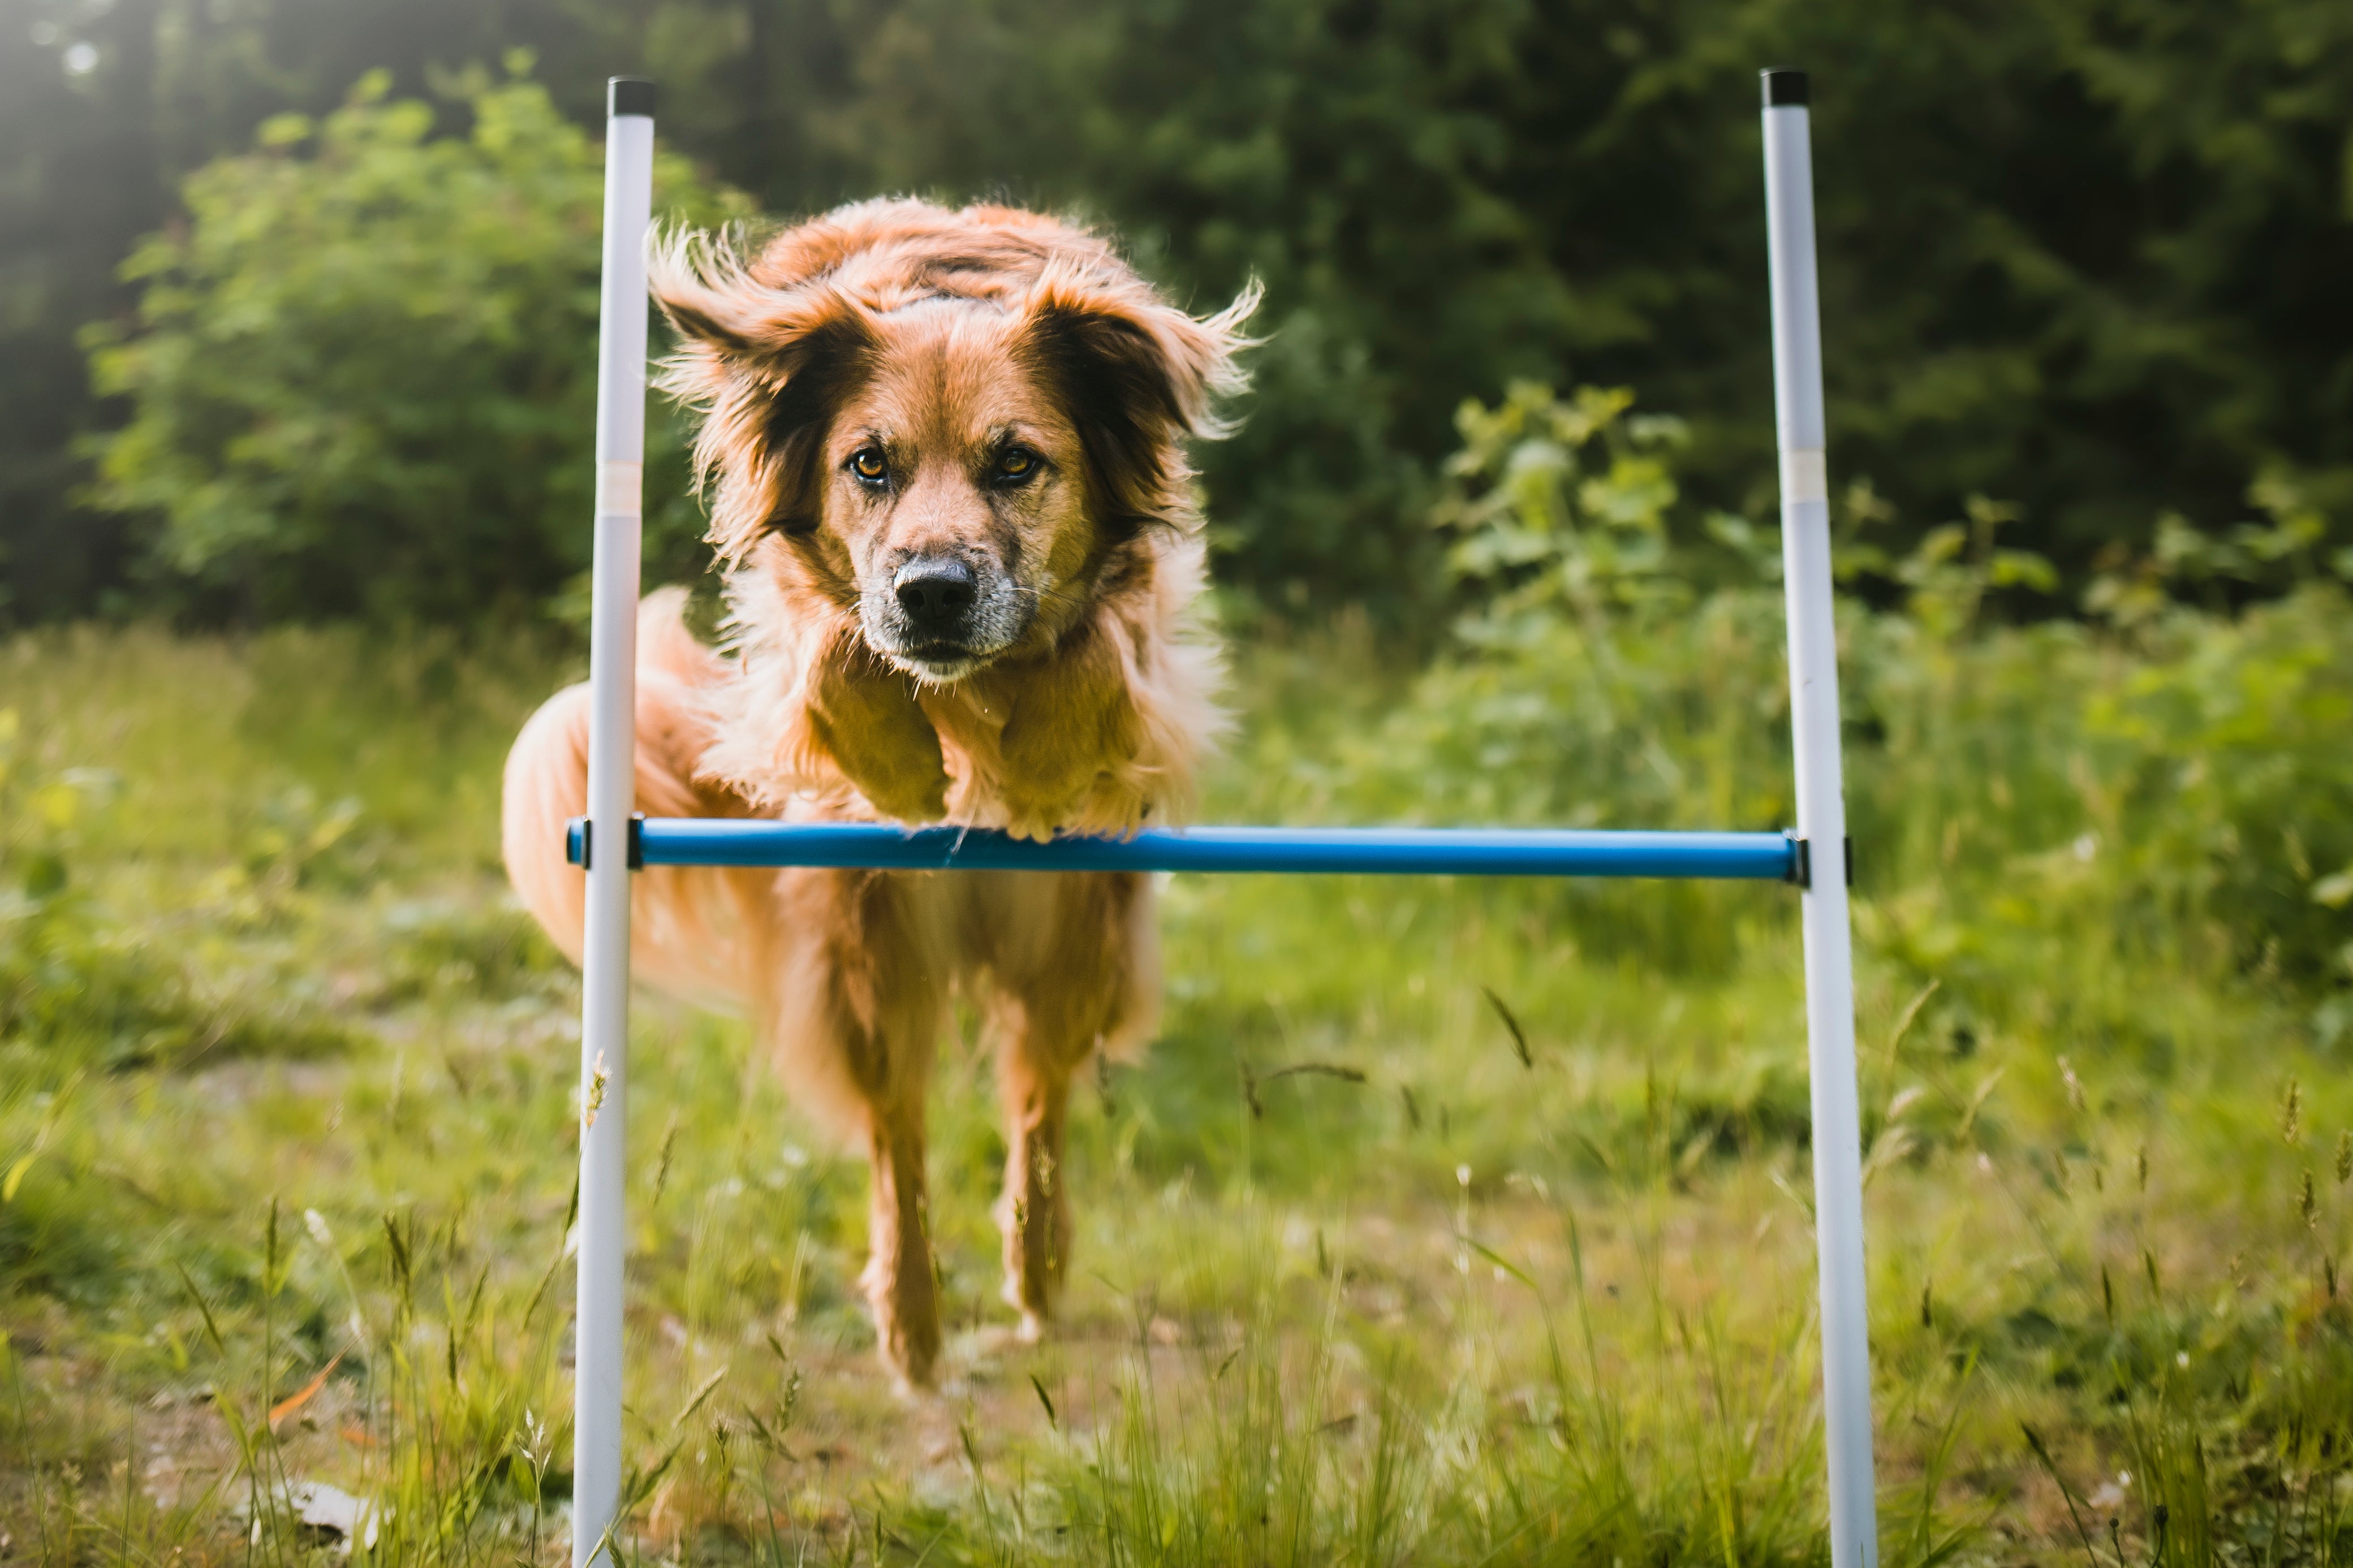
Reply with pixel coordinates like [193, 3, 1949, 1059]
[893, 558, 977, 632]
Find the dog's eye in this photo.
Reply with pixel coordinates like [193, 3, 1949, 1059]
[849, 447, 889, 486]
[994, 448, 1040, 483]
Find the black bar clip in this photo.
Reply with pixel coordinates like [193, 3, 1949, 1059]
[567, 813, 645, 871]
[1783, 834, 1853, 891]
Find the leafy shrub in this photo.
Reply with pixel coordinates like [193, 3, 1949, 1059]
[2089, 585, 2353, 994]
[1334, 383, 2353, 1016]
[84, 68, 747, 625]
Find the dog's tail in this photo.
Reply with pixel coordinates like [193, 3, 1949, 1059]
[502, 587, 766, 1009]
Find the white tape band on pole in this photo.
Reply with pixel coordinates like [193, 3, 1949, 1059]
[596, 460, 644, 518]
[1779, 447, 1829, 506]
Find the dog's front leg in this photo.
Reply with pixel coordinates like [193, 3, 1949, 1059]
[992, 1059, 1073, 1340]
[766, 867, 946, 1390]
[980, 871, 1151, 1336]
[805, 633, 953, 823]
[860, 1096, 941, 1390]
[994, 627, 1143, 841]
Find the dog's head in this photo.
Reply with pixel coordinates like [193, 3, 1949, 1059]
[653, 201, 1256, 683]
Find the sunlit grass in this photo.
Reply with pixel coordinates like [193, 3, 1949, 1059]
[2, 597, 2350, 1563]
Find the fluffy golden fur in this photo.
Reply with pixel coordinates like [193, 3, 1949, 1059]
[502, 198, 1253, 1388]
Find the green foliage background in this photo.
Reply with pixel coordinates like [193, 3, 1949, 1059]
[5, 0, 2352, 624]
[6, 6, 2353, 1552]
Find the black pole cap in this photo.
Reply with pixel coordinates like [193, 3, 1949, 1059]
[608, 77, 656, 118]
[1761, 69, 1808, 108]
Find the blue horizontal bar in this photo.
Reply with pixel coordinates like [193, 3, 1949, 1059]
[567, 818, 1796, 881]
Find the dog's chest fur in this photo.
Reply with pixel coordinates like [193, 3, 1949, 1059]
[704, 532, 1222, 840]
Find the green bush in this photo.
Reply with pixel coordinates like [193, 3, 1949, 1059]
[84, 68, 747, 624]
[1329, 382, 2353, 1009]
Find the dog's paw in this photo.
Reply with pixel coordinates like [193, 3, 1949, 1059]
[1023, 777, 1152, 844]
[999, 1275, 1049, 1343]
[862, 769, 952, 826]
[998, 805, 1066, 845]
[875, 1328, 942, 1397]
[999, 769, 1147, 844]
[1078, 779, 1154, 840]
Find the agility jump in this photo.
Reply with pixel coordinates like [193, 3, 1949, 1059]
[562, 67, 1877, 1568]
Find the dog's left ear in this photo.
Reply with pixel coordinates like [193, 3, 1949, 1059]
[1023, 266, 1261, 538]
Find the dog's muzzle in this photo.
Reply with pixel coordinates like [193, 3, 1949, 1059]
[864, 553, 1029, 682]
[893, 557, 977, 639]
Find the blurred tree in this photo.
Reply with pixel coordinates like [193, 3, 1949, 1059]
[735, 0, 2353, 616]
[83, 69, 745, 621]
[0, 0, 165, 621]
[7, 0, 2353, 626]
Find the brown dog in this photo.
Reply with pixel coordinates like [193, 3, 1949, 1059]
[502, 199, 1253, 1388]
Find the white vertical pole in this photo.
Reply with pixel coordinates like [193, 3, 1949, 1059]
[1762, 68, 1878, 1568]
[574, 75, 653, 1568]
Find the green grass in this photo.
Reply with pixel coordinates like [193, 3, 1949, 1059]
[2, 580, 2351, 1564]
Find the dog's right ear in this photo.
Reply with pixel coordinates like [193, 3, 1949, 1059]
[650, 228, 876, 565]
[649, 227, 824, 362]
